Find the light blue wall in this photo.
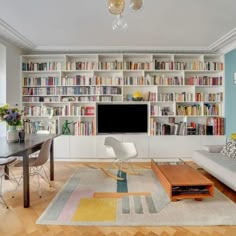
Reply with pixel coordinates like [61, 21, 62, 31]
[225, 48, 236, 137]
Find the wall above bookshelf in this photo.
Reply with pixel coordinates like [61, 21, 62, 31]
[21, 53, 224, 137]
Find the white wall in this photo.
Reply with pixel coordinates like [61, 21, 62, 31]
[5, 42, 21, 106]
[0, 43, 6, 103]
[0, 40, 21, 137]
[0, 43, 6, 136]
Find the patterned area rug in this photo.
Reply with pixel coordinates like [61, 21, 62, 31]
[37, 169, 236, 226]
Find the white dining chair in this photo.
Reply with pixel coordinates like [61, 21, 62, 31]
[13, 138, 52, 198]
[0, 156, 18, 208]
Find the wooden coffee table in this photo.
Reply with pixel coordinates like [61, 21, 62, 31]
[151, 159, 214, 201]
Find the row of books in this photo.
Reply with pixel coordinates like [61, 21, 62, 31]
[22, 61, 224, 72]
[56, 86, 122, 95]
[124, 76, 147, 85]
[24, 105, 69, 117]
[174, 61, 204, 71]
[174, 61, 223, 71]
[23, 76, 60, 86]
[176, 104, 202, 116]
[175, 92, 193, 102]
[150, 119, 224, 136]
[195, 92, 223, 102]
[147, 75, 184, 85]
[98, 61, 123, 70]
[185, 76, 223, 85]
[23, 119, 58, 134]
[150, 105, 174, 116]
[22, 96, 59, 102]
[22, 62, 62, 71]
[203, 103, 222, 116]
[66, 61, 96, 71]
[123, 61, 152, 70]
[150, 119, 187, 135]
[70, 106, 95, 116]
[22, 75, 223, 87]
[23, 87, 55, 96]
[95, 76, 123, 85]
[206, 117, 224, 135]
[154, 60, 173, 70]
[61, 75, 94, 86]
[205, 62, 224, 71]
[73, 120, 95, 136]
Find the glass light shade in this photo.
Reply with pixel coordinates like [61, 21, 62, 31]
[112, 14, 128, 31]
[108, 0, 125, 15]
[129, 0, 143, 11]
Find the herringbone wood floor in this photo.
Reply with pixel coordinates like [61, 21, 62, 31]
[0, 161, 236, 236]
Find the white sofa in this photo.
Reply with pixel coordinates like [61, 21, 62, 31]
[192, 145, 236, 191]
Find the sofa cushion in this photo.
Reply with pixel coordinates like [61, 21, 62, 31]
[202, 145, 225, 153]
[221, 139, 236, 158]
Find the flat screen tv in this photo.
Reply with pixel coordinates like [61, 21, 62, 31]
[97, 103, 148, 134]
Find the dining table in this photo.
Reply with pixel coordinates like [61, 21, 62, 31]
[0, 133, 59, 208]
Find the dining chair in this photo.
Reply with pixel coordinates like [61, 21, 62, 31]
[29, 130, 50, 158]
[13, 138, 52, 198]
[0, 156, 18, 208]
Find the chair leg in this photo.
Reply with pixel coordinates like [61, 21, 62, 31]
[36, 170, 42, 198]
[0, 196, 9, 209]
[0, 174, 8, 208]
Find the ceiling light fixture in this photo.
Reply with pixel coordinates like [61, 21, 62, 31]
[108, 0, 144, 31]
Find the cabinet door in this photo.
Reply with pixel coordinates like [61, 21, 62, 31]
[69, 136, 96, 158]
[122, 135, 149, 158]
[149, 136, 203, 158]
[54, 135, 70, 159]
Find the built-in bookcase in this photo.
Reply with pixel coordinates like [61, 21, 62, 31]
[21, 53, 224, 138]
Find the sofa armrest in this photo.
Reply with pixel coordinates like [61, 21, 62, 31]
[202, 145, 225, 153]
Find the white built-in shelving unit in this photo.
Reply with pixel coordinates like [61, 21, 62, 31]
[21, 53, 226, 159]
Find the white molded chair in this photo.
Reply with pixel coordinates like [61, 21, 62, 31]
[13, 138, 52, 198]
[104, 137, 138, 175]
[0, 156, 18, 208]
[29, 130, 50, 158]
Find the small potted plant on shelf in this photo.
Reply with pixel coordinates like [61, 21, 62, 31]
[0, 104, 24, 142]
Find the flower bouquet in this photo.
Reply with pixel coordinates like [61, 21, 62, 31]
[0, 104, 23, 126]
[0, 104, 23, 142]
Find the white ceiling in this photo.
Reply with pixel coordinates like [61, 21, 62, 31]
[0, 0, 236, 53]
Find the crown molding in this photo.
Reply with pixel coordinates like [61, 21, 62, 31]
[208, 27, 236, 54]
[32, 45, 210, 54]
[0, 19, 35, 50]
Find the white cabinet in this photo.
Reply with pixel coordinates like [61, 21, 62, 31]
[69, 136, 96, 158]
[53, 135, 70, 159]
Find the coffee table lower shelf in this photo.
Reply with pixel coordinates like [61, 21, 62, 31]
[151, 160, 214, 201]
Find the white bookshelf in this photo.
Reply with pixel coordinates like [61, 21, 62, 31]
[21, 53, 226, 159]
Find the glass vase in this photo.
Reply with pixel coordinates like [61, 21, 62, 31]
[7, 125, 19, 142]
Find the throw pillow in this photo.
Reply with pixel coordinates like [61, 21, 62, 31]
[221, 139, 236, 158]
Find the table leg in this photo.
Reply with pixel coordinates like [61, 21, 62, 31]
[50, 139, 54, 181]
[22, 152, 30, 208]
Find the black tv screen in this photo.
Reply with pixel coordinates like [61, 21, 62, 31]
[97, 104, 148, 134]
